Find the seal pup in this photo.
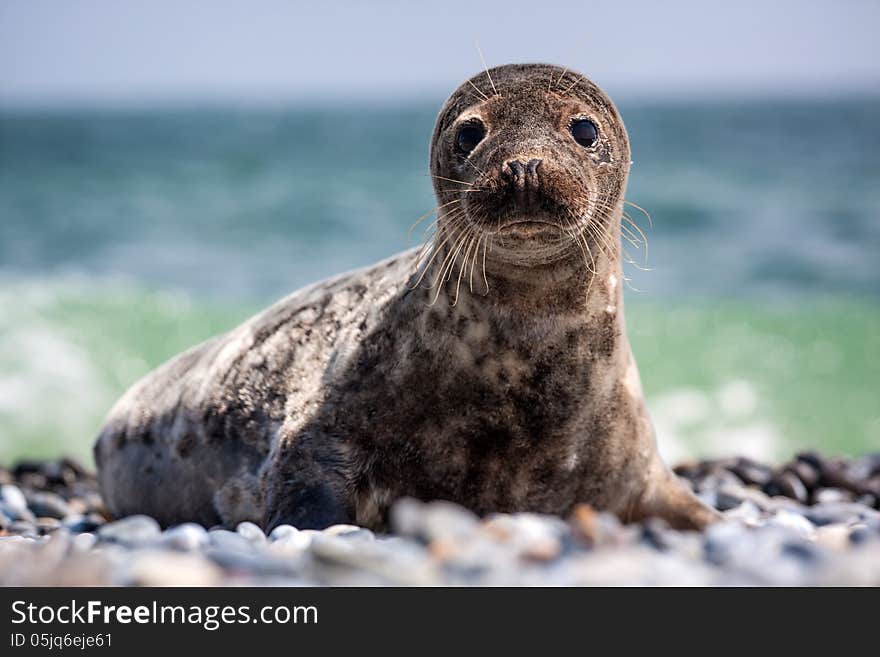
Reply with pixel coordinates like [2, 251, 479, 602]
[94, 64, 720, 531]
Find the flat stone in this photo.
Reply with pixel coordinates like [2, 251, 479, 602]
[764, 472, 809, 504]
[97, 515, 161, 547]
[72, 532, 97, 552]
[25, 491, 71, 519]
[268, 524, 298, 541]
[695, 471, 744, 493]
[807, 502, 879, 526]
[325, 524, 373, 539]
[205, 547, 301, 577]
[722, 500, 762, 523]
[159, 523, 209, 551]
[236, 521, 266, 543]
[267, 531, 313, 556]
[703, 520, 747, 565]
[0, 485, 28, 515]
[9, 520, 38, 539]
[62, 514, 104, 534]
[728, 458, 773, 487]
[35, 517, 62, 534]
[815, 524, 851, 551]
[209, 529, 254, 553]
[717, 483, 772, 510]
[813, 487, 854, 505]
[765, 509, 815, 538]
[122, 551, 222, 586]
[857, 493, 878, 508]
[392, 499, 479, 542]
[715, 488, 748, 512]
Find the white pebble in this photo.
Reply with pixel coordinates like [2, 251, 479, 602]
[72, 532, 97, 552]
[268, 524, 298, 541]
[236, 521, 266, 543]
[766, 509, 815, 538]
[0, 485, 28, 514]
[159, 523, 208, 551]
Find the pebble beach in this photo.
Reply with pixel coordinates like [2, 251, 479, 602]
[1, 453, 878, 586]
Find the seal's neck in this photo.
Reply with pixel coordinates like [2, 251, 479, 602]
[420, 213, 624, 320]
[409, 213, 629, 375]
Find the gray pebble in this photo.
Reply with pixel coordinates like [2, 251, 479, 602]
[814, 524, 851, 551]
[80, 492, 105, 515]
[807, 502, 879, 526]
[159, 523, 209, 551]
[0, 484, 28, 515]
[325, 525, 375, 541]
[392, 498, 479, 541]
[729, 459, 773, 487]
[71, 532, 97, 552]
[717, 483, 772, 511]
[696, 489, 718, 509]
[35, 517, 62, 533]
[812, 488, 854, 504]
[703, 520, 746, 565]
[62, 514, 104, 534]
[857, 493, 878, 508]
[9, 529, 38, 542]
[121, 551, 221, 586]
[98, 515, 161, 546]
[25, 491, 71, 519]
[695, 471, 743, 493]
[268, 524, 298, 541]
[209, 529, 255, 553]
[722, 500, 762, 523]
[267, 530, 312, 555]
[205, 547, 301, 577]
[308, 534, 394, 573]
[235, 521, 266, 543]
[0, 535, 35, 545]
[715, 488, 748, 512]
[765, 509, 815, 538]
[310, 533, 361, 561]
[848, 524, 874, 546]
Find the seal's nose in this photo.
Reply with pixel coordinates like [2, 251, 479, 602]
[504, 158, 542, 192]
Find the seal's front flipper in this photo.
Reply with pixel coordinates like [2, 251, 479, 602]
[261, 432, 357, 531]
[263, 479, 353, 531]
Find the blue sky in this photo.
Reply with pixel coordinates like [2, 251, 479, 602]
[1, 0, 878, 105]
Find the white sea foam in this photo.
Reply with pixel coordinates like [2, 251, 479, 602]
[0, 281, 112, 460]
[651, 379, 782, 462]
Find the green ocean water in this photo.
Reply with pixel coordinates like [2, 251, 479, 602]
[1, 99, 878, 463]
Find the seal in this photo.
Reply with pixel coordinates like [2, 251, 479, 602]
[94, 63, 720, 531]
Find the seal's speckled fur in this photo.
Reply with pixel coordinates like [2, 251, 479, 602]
[94, 64, 719, 531]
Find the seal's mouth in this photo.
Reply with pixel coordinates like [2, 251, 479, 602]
[496, 219, 562, 236]
[471, 176, 580, 239]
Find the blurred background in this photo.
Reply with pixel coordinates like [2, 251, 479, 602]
[1, 0, 878, 465]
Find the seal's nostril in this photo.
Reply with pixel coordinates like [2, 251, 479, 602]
[505, 159, 540, 184]
[505, 160, 526, 179]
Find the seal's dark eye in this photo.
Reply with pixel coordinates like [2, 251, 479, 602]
[570, 119, 598, 148]
[456, 122, 485, 154]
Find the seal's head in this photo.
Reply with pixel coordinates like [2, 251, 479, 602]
[430, 64, 631, 267]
